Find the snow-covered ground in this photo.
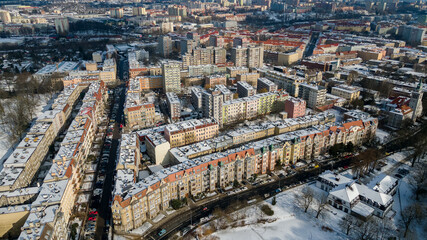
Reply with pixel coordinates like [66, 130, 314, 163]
[375, 128, 391, 144]
[390, 155, 426, 239]
[207, 184, 347, 240]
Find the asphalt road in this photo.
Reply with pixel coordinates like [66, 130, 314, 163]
[303, 31, 319, 58]
[94, 84, 126, 240]
[145, 157, 352, 240]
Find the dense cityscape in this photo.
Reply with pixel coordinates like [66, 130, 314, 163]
[0, 0, 426, 240]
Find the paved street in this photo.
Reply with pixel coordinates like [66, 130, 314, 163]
[93, 82, 126, 240]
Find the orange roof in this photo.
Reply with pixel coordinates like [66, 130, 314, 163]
[342, 120, 364, 131]
[400, 105, 413, 115]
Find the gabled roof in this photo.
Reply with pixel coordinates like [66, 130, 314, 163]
[367, 173, 398, 194]
[330, 181, 359, 203]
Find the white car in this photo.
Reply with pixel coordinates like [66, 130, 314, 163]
[93, 188, 103, 196]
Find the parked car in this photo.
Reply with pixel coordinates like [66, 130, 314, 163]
[158, 229, 167, 237]
[398, 168, 409, 175]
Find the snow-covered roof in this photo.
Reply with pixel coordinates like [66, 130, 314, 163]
[352, 202, 374, 217]
[330, 181, 360, 203]
[330, 180, 393, 207]
[318, 170, 353, 187]
[367, 173, 398, 195]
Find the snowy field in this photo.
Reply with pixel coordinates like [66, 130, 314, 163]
[209, 184, 348, 240]
[375, 128, 391, 143]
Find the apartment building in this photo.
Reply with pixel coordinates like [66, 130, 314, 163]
[215, 85, 233, 102]
[202, 90, 224, 124]
[136, 76, 163, 90]
[227, 66, 249, 78]
[136, 110, 372, 170]
[188, 64, 220, 77]
[124, 104, 155, 129]
[221, 92, 277, 125]
[277, 51, 302, 65]
[112, 115, 378, 232]
[262, 70, 305, 96]
[170, 112, 372, 164]
[231, 47, 248, 67]
[398, 25, 426, 46]
[162, 61, 181, 93]
[124, 79, 157, 129]
[133, 7, 146, 16]
[62, 58, 117, 86]
[0, 84, 84, 194]
[168, 5, 187, 17]
[164, 119, 219, 148]
[231, 46, 264, 68]
[284, 97, 306, 118]
[331, 84, 361, 102]
[180, 39, 197, 55]
[110, 8, 124, 18]
[257, 92, 277, 115]
[19, 82, 107, 240]
[298, 83, 327, 109]
[182, 47, 226, 69]
[236, 72, 260, 87]
[205, 75, 227, 88]
[214, 47, 227, 65]
[145, 132, 171, 165]
[222, 98, 247, 124]
[158, 36, 173, 58]
[166, 92, 181, 122]
[247, 46, 264, 68]
[191, 87, 204, 110]
[237, 81, 256, 97]
[257, 77, 278, 92]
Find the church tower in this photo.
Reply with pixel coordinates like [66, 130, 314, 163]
[409, 79, 423, 121]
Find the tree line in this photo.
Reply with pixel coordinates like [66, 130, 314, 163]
[0, 72, 63, 146]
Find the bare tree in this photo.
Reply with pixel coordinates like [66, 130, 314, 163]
[347, 70, 359, 85]
[373, 217, 395, 240]
[3, 96, 32, 144]
[410, 136, 427, 167]
[0, 101, 4, 121]
[400, 203, 424, 238]
[294, 186, 315, 213]
[409, 162, 427, 201]
[354, 218, 378, 240]
[354, 148, 382, 177]
[314, 192, 328, 218]
[212, 207, 229, 230]
[338, 214, 358, 236]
